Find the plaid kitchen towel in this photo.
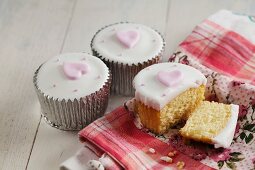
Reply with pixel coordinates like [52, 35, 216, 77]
[169, 9, 255, 84]
[169, 10, 255, 169]
[79, 106, 213, 170]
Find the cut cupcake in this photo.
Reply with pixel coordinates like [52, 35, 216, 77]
[91, 22, 165, 96]
[133, 63, 207, 134]
[180, 101, 239, 148]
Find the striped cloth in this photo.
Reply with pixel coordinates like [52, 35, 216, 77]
[79, 106, 213, 170]
[176, 10, 255, 85]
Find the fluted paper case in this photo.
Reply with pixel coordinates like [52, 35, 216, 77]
[33, 65, 111, 130]
[91, 22, 165, 96]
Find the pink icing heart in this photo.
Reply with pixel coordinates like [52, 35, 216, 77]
[116, 30, 140, 48]
[63, 62, 89, 80]
[157, 70, 183, 87]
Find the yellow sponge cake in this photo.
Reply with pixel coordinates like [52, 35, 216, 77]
[180, 101, 239, 148]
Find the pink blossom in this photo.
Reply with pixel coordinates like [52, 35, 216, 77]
[238, 105, 248, 118]
[180, 57, 189, 65]
[232, 81, 245, 87]
[250, 97, 255, 107]
[252, 157, 255, 164]
[211, 149, 231, 162]
[168, 55, 176, 62]
[235, 123, 240, 134]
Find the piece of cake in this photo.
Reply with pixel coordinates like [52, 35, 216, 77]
[133, 62, 207, 134]
[33, 53, 111, 130]
[91, 22, 165, 96]
[180, 101, 239, 148]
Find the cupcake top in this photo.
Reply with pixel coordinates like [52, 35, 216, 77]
[36, 53, 109, 100]
[91, 23, 164, 65]
[133, 63, 207, 110]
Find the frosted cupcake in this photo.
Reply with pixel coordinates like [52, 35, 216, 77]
[133, 63, 207, 134]
[91, 22, 165, 96]
[133, 63, 239, 148]
[33, 53, 111, 130]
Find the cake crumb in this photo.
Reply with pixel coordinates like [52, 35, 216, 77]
[176, 161, 185, 169]
[148, 148, 155, 154]
[160, 156, 172, 163]
[168, 150, 177, 157]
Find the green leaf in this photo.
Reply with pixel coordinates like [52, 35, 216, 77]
[243, 124, 255, 132]
[226, 161, 236, 169]
[229, 152, 242, 157]
[229, 157, 245, 162]
[245, 133, 254, 144]
[240, 132, 246, 140]
[217, 161, 224, 169]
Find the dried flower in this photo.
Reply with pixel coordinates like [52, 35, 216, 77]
[211, 149, 231, 162]
[168, 150, 177, 157]
[238, 105, 248, 118]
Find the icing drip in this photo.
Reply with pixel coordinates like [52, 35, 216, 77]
[92, 23, 164, 65]
[133, 63, 207, 110]
[37, 53, 109, 100]
[212, 104, 239, 148]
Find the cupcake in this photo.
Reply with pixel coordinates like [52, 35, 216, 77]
[133, 63, 207, 134]
[133, 62, 239, 148]
[91, 22, 165, 96]
[33, 53, 111, 130]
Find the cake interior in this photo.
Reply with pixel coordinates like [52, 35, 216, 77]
[135, 85, 205, 134]
[180, 101, 231, 143]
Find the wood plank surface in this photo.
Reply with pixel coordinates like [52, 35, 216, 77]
[0, 0, 75, 169]
[0, 0, 254, 170]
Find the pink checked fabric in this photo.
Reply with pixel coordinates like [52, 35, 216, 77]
[174, 10, 255, 84]
[169, 10, 255, 169]
[79, 106, 213, 170]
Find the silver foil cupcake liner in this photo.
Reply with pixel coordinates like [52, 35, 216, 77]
[91, 22, 165, 96]
[33, 65, 111, 130]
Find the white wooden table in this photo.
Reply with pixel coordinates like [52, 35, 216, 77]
[1, 0, 254, 169]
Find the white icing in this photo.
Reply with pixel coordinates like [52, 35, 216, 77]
[213, 104, 239, 148]
[133, 63, 207, 110]
[37, 53, 109, 100]
[92, 23, 164, 65]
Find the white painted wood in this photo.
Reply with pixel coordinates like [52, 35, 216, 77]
[27, 0, 169, 170]
[0, 0, 75, 169]
[164, 0, 255, 61]
[62, 0, 169, 54]
[1, 0, 254, 170]
[27, 120, 82, 170]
